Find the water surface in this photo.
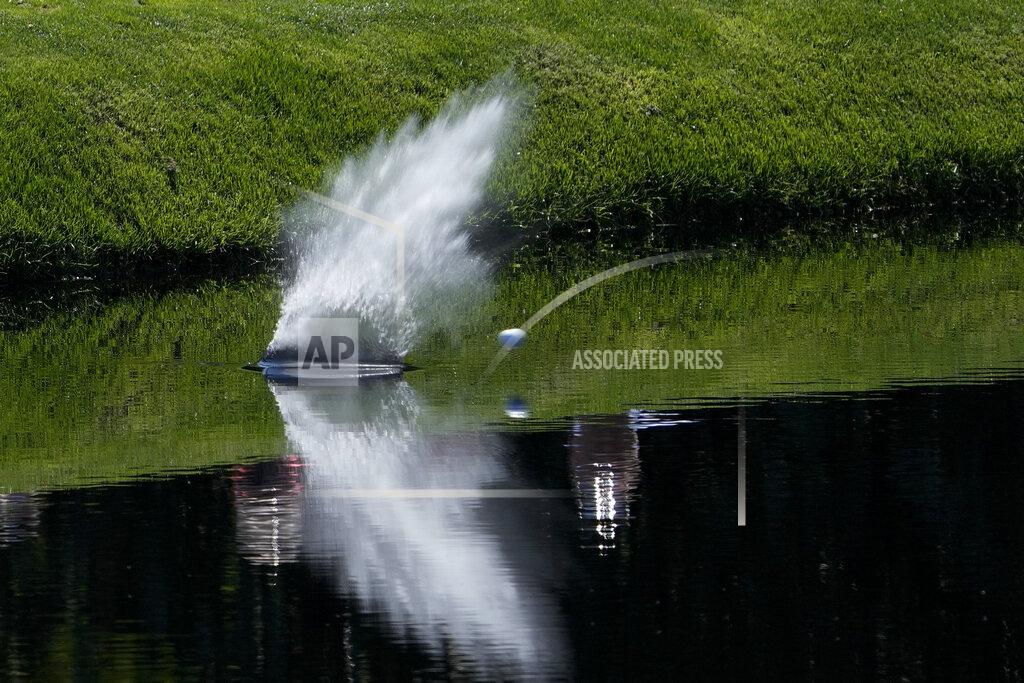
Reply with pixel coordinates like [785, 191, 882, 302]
[1, 242, 1023, 678]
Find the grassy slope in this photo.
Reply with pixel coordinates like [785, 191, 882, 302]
[0, 0, 1022, 275]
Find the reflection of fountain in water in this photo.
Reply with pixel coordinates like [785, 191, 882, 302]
[266, 380, 566, 679]
[230, 457, 304, 568]
[0, 493, 42, 547]
[569, 416, 642, 553]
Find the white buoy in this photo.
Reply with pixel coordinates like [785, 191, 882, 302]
[497, 328, 527, 349]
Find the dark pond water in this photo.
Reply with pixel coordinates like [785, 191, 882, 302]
[2, 373, 1024, 679]
[2, 242, 1024, 678]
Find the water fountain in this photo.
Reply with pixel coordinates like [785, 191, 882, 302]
[257, 81, 518, 380]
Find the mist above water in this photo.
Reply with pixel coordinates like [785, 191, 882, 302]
[269, 81, 518, 360]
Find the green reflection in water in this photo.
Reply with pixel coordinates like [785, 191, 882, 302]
[0, 279, 285, 492]
[2, 242, 1024, 491]
[423, 241, 1024, 417]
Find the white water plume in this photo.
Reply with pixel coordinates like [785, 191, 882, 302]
[269, 81, 518, 359]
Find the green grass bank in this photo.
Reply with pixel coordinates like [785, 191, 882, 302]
[1, 0, 1023, 278]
